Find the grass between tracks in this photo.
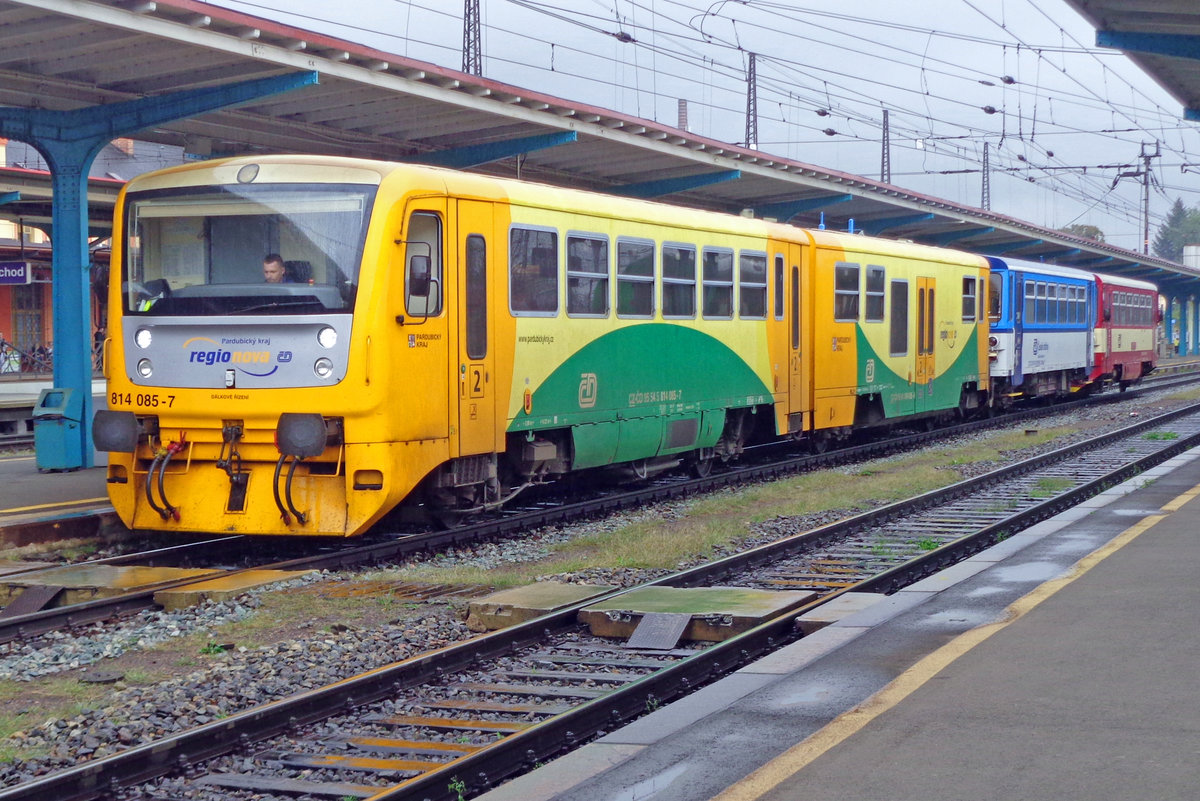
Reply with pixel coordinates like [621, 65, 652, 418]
[378, 425, 1074, 588]
[0, 421, 1082, 761]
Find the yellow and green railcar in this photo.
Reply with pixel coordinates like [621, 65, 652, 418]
[804, 231, 991, 448]
[93, 156, 988, 537]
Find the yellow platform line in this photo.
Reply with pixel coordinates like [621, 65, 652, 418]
[2, 497, 109, 515]
[710, 481, 1196, 801]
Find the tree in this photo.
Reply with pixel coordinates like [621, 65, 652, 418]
[1059, 224, 1105, 243]
[1152, 197, 1200, 263]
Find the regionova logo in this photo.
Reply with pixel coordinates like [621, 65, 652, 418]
[182, 336, 280, 378]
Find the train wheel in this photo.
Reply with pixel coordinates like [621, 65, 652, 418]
[689, 449, 715, 478]
[809, 431, 831, 454]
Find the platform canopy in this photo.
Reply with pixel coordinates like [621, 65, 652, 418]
[0, 0, 1194, 285]
[1064, 0, 1200, 121]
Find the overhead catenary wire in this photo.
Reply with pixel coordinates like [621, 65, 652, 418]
[207, 0, 1193, 239]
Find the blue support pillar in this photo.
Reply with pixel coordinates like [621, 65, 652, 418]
[1176, 297, 1185, 357]
[0, 71, 317, 469]
[1171, 296, 1180, 354]
[1185, 296, 1195, 354]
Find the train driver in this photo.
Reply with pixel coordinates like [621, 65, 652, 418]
[263, 253, 290, 283]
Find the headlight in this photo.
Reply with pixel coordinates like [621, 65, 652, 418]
[314, 357, 334, 378]
[137, 358, 154, 378]
[317, 326, 337, 348]
[135, 328, 152, 349]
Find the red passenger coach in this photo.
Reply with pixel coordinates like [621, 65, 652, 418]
[1092, 272, 1158, 390]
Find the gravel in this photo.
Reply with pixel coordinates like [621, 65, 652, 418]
[0, 387, 1191, 790]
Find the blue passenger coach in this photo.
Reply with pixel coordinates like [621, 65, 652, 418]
[986, 257, 1095, 404]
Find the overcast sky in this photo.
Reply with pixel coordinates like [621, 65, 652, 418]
[209, 0, 1199, 254]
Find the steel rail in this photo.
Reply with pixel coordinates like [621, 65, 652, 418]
[1, 375, 1197, 645]
[5, 403, 1199, 801]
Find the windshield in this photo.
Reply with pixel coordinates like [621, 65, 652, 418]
[122, 183, 375, 315]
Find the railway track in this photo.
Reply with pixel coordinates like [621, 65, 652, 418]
[2, 369, 1199, 647]
[5, 400, 1199, 801]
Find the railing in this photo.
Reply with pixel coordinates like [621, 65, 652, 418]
[0, 338, 53, 375]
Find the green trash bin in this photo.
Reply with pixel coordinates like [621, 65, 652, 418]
[33, 387, 84, 471]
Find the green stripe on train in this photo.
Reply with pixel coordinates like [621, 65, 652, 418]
[510, 324, 772, 467]
[855, 325, 983, 417]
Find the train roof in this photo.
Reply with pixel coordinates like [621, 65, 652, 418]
[120, 155, 988, 267]
[989, 255, 1158, 294]
[985, 256, 1094, 281]
[1091, 271, 1158, 292]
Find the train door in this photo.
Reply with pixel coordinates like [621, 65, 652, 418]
[787, 246, 809, 430]
[397, 203, 451, 443]
[454, 200, 496, 456]
[915, 276, 936, 411]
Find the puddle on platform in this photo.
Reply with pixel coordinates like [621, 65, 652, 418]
[609, 762, 690, 801]
[776, 683, 833, 705]
[991, 560, 1068, 583]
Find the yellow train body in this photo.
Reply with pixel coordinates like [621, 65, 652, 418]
[97, 156, 988, 536]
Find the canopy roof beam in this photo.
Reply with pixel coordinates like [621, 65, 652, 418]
[610, 169, 741, 199]
[753, 193, 852, 222]
[0, 70, 319, 468]
[411, 130, 577, 168]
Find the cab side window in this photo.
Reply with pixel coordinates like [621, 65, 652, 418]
[405, 212, 443, 316]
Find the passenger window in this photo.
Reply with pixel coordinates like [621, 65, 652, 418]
[739, 251, 768, 319]
[961, 275, 976, 322]
[405, 211, 443, 316]
[617, 238, 654, 317]
[774, 255, 785, 320]
[834, 262, 860, 321]
[865, 266, 885, 322]
[662, 243, 696, 318]
[510, 226, 558, 315]
[890, 280, 908, 356]
[702, 248, 734, 319]
[1023, 281, 1035, 322]
[566, 235, 609, 317]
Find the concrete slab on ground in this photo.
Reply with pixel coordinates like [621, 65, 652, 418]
[154, 569, 315, 611]
[1, 563, 219, 605]
[466, 581, 617, 631]
[580, 585, 817, 641]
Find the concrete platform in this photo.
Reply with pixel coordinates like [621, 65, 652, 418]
[0, 379, 114, 544]
[793, 591, 886, 634]
[154, 569, 316, 611]
[476, 447, 1200, 801]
